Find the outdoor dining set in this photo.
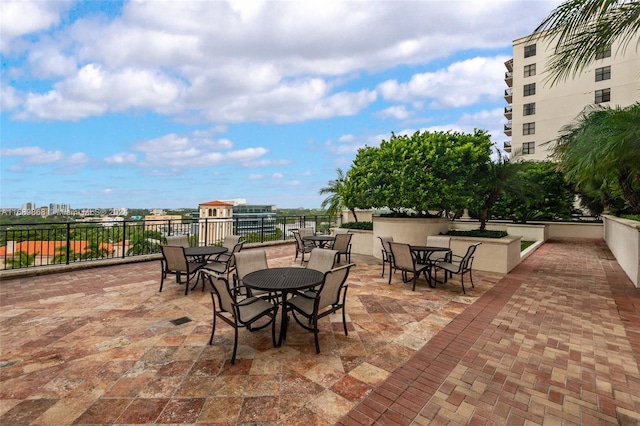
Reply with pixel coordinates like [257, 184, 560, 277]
[158, 228, 480, 364]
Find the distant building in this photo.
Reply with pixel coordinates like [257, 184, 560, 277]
[233, 204, 277, 237]
[504, 32, 640, 160]
[143, 213, 183, 233]
[198, 200, 234, 245]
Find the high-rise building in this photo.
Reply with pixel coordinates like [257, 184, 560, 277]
[503, 33, 640, 160]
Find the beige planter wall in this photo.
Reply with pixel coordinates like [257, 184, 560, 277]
[372, 217, 450, 260]
[450, 236, 521, 274]
[332, 229, 374, 257]
[340, 209, 372, 224]
[546, 222, 603, 239]
[603, 215, 639, 288]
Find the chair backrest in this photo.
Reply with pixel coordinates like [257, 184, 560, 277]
[165, 235, 189, 248]
[298, 227, 314, 237]
[227, 241, 245, 269]
[235, 250, 268, 282]
[426, 235, 450, 249]
[307, 248, 337, 273]
[460, 242, 481, 271]
[388, 242, 414, 270]
[332, 228, 349, 235]
[317, 263, 354, 311]
[160, 245, 188, 272]
[222, 235, 242, 250]
[332, 233, 352, 253]
[206, 272, 235, 314]
[293, 231, 304, 249]
[378, 236, 393, 255]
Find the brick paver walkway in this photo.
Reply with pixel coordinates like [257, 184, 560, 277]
[1, 238, 638, 425]
[339, 239, 640, 425]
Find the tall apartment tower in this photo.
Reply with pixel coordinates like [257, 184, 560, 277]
[504, 33, 640, 160]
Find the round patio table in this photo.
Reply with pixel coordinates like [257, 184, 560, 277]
[302, 235, 335, 248]
[243, 267, 324, 346]
[184, 246, 227, 262]
[410, 246, 452, 287]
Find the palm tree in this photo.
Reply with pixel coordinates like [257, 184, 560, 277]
[52, 245, 79, 264]
[477, 153, 523, 231]
[531, 0, 640, 84]
[552, 103, 640, 213]
[319, 168, 358, 222]
[6, 251, 37, 269]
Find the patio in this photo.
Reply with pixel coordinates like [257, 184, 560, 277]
[1, 238, 639, 425]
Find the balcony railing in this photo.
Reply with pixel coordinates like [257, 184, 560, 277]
[504, 121, 512, 136]
[504, 88, 513, 102]
[504, 105, 512, 119]
[504, 141, 512, 153]
[504, 71, 513, 87]
[0, 215, 336, 271]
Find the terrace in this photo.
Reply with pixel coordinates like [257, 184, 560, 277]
[1, 239, 639, 424]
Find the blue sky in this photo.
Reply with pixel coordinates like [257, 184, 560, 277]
[1, 0, 562, 210]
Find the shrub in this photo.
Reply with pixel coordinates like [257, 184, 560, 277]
[446, 229, 507, 238]
[340, 221, 373, 230]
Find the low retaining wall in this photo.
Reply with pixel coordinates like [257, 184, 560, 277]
[449, 235, 521, 274]
[603, 215, 640, 288]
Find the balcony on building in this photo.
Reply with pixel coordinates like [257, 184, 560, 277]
[504, 58, 513, 72]
[504, 71, 513, 87]
[503, 141, 512, 153]
[504, 88, 512, 103]
[504, 121, 512, 136]
[504, 105, 512, 120]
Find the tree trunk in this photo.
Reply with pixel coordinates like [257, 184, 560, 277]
[350, 208, 358, 222]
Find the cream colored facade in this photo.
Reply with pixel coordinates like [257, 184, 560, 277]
[198, 200, 234, 245]
[504, 33, 640, 161]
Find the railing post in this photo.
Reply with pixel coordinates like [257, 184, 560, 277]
[260, 217, 265, 243]
[65, 222, 71, 265]
[122, 221, 127, 258]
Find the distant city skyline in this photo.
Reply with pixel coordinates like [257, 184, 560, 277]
[1, 1, 562, 208]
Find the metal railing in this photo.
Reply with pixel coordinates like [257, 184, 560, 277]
[0, 215, 336, 270]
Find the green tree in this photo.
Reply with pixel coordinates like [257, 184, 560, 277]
[552, 103, 640, 214]
[127, 230, 163, 255]
[491, 162, 575, 222]
[319, 168, 359, 222]
[473, 152, 523, 231]
[80, 240, 111, 260]
[532, 0, 640, 84]
[6, 251, 37, 269]
[345, 130, 493, 215]
[52, 245, 80, 264]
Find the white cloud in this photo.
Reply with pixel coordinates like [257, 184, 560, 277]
[130, 130, 269, 169]
[271, 173, 284, 179]
[376, 105, 411, 120]
[248, 174, 263, 180]
[4, 1, 561, 122]
[105, 153, 137, 165]
[0, 145, 89, 171]
[378, 56, 511, 108]
[0, 1, 72, 51]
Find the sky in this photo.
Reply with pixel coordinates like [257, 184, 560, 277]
[0, 0, 563, 210]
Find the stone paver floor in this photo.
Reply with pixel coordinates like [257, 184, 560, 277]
[0, 239, 639, 425]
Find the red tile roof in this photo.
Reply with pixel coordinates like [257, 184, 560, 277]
[0, 241, 116, 256]
[199, 200, 233, 206]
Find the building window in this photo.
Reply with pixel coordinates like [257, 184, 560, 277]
[522, 142, 535, 155]
[595, 46, 612, 59]
[524, 83, 536, 96]
[524, 44, 536, 58]
[524, 64, 536, 77]
[523, 102, 536, 116]
[595, 88, 611, 103]
[595, 66, 611, 81]
[523, 122, 535, 135]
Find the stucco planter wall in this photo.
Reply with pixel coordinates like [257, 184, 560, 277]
[545, 222, 603, 239]
[449, 235, 521, 274]
[372, 217, 450, 260]
[603, 215, 639, 288]
[331, 228, 374, 257]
